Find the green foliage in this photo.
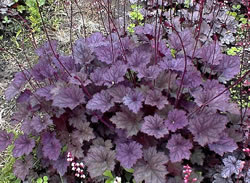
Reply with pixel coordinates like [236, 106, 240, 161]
[17, 0, 46, 32]
[36, 176, 48, 183]
[103, 170, 115, 183]
[171, 48, 177, 58]
[0, 145, 20, 183]
[226, 46, 242, 56]
[127, 4, 144, 33]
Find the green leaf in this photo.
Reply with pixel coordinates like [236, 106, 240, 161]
[37, 178, 43, 183]
[124, 168, 134, 173]
[103, 170, 113, 179]
[38, 0, 46, 6]
[17, 5, 26, 13]
[43, 176, 48, 182]
[105, 179, 114, 183]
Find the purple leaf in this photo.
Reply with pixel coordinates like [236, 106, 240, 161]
[177, 70, 202, 89]
[141, 114, 169, 139]
[52, 85, 86, 110]
[16, 89, 32, 103]
[52, 153, 69, 176]
[116, 141, 143, 169]
[110, 106, 143, 137]
[35, 85, 54, 101]
[221, 156, 244, 178]
[145, 89, 168, 109]
[208, 133, 238, 156]
[73, 38, 95, 64]
[166, 134, 193, 162]
[35, 40, 57, 57]
[165, 109, 188, 132]
[69, 71, 91, 86]
[137, 65, 161, 80]
[191, 80, 230, 112]
[155, 71, 178, 91]
[123, 89, 144, 113]
[196, 42, 223, 65]
[0, 130, 14, 152]
[90, 67, 108, 86]
[127, 48, 151, 72]
[86, 32, 106, 48]
[71, 122, 95, 143]
[13, 135, 35, 157]
[30, 115, 53, 133]
[21, 119, 37, 135]
[94, 43, 120, 64]
[103, 61, 127, 87]
[5, 71, 30, 100]
[13, 155, 33, 181]
[52, 55, 76, 72]
[84, 146, 116, 178]
[86, 90, 115, 113]
[108, 85, 131, 103]
[188, 111, 228, 146]
[168, 29, 195, 52]
[216, 55, 240, 82]
[68, 142, 84, 159]
[41, 132, 62, 160]
[133, 147, 168, 183]
[159, 58, 185, 72]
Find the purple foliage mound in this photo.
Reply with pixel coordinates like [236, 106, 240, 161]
[1, 0, 249, 182]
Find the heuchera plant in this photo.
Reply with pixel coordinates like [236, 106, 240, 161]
[0, 0, 249, 182]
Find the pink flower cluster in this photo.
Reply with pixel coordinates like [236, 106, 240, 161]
[67, 152, 86, 179]
[183, 165, 197, 183]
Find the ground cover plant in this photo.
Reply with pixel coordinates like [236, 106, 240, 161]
[0, 0, 249, 182]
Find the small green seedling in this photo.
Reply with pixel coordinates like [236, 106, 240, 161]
[36, 176, 48, 183]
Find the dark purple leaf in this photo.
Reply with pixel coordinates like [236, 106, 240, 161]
[166, 134, 193, 162]
[127, 48, 151, 72]
[103, 61, 128, 87]
[191, 80, 231, 112]
[145, 89, 168, 109]
[116, 141, 143, 169]
[196, 42, 223, 65]
[30, 115, 53, 133]
[71, 122, 95, 143]
[90, 67, 108, 86]
[13, 135, 35, 157]
[141, 114, 169, 139]
[52, 153, 69, 176]
[133, 147, 168, 183]
[137, 65, 161, 80]
[35, 40, 57, 57]
[73, 38, 95, 64]
[94, 43, 120, 64]
[86, 90, 115, 113]
[41, 132, 62, 160]
[84, 146, 116, 178]
[35, 85, 54, 101]
[16, 89, 32, 103]
[69, 71, 91, 86]
[110, 106, 143, 137]
[123, 89, 144, 113]
[108, 85, 131, 103]
[52, 85, 86, 110]
[13, 155, 33, 181]
[165, 109, 188, 132]
[5, 71, 30, 100]
[0, 130, 14, 152]
[168, 29, 195, 52]
[188, 111, 228, 146]
[208, 133, 238, 156]
[216, 55, 240, 82]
